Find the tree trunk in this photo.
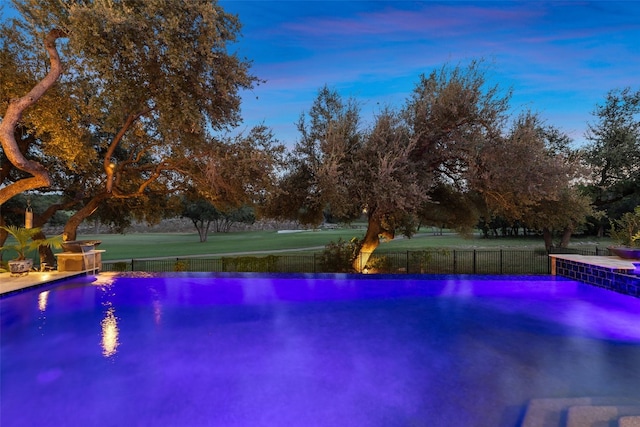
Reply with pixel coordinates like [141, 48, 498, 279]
[352, 212, 395, 273]
[32, 200, 80, 265]
[542, 228, 553, 252]
[0, 29, 66, 205]
[63, 195, 109, 241]
[199, 221, 210, 242]
[0, 216, 6, 262]
[559, 226, 573, 248]
[33, 229, 56, 267]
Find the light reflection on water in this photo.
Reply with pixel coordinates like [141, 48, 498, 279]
[37, 290, 49, 312]
[100, 306, 119, 357]
[1, 274, 640, 427]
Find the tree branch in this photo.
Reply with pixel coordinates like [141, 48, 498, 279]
[103, 108, 151, 192]
[0, 28, 67, 205]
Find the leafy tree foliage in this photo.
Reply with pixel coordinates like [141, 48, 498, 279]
[350, 108, 424, 269]
[266, 85, 363, 226]
[195, 125, 285, 213]
[180, 124, 281, 242]
[274, 63, 590, 271]
[181, 198, 220, 243]
[215, 206, 255, 232]
[583, 87, 640, 221]
[404, 60, 511, 248]
[404, 61, 510, 188]
[472, 112, 592, 249]
[418, 184, 483, 237]
[182, 199, 255, 243]
[2, 0, 259, 240]
[609, 206, 640, 248]
[267, 86, 425, 270]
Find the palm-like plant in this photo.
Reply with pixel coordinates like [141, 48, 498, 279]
[0, 226, 62, 261]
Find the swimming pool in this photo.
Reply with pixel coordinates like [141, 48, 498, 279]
[1, 273, 640, 426]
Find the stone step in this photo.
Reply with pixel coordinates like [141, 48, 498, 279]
[567, 405, 640, 427]
[521, 397, 640, 427]
[619, 416, 640, 427]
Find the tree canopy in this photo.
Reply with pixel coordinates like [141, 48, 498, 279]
[583, 87, 640, 219]
[270, 63, 591, 271]
[1, 0, 259, 239]
[3, 0, 635, 266]
[182, 199, 255, 242]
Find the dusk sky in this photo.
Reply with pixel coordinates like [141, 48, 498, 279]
[219, 0, 640, 147]
[2, 1, 639, 147]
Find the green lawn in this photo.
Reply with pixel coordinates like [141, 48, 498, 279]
[67, 229, 613, 261]
[77, 229, 363, 260]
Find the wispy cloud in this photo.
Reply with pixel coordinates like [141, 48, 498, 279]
[223, 0, 640, 145]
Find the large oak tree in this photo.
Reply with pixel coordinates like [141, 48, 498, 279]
[2, 0, 258, 240]
[273, 63, 589, 272]
[583, 87, 640, 222]
[473, 113, 592, 249]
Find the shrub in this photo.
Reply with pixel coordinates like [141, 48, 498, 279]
[174, 260, 189, 272]
[610, 206, 640, 247]
[318, 238, 361, 273]
[364, 255, 393, 273]
[407, 250, 451, 273]
[221, 255, 278, 272]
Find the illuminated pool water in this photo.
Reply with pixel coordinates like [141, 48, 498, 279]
[1, 273, 640, 427]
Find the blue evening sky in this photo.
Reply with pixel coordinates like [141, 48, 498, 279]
[220, 0, 640, 147]
[2, 1, 639, 147]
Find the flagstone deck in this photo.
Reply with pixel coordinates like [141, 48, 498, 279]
[0, 271, 88, 296]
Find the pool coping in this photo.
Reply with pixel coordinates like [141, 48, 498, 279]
[549, 254, 639, 271]
[0, 271, 90, 297]
[549, 254, 640, 298]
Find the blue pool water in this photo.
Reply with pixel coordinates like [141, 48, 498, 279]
[1, 273, 640, 427]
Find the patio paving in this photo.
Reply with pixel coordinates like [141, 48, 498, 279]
[0, 271, 87, 296]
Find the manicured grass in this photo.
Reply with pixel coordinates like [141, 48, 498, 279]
[70, 228, 613, 261]
[378, 233, 613, 252]
[77, 229, 364, 260]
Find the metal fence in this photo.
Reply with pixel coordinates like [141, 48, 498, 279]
[101, 247, 612, 275]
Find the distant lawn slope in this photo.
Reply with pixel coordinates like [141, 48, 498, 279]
[71, 229, 613, 261]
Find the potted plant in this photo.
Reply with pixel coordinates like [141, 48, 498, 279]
[608, 206, 640, 260]
[0, 226, 62, 275]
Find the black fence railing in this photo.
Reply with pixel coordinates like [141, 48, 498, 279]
[101, 247, 612, 275]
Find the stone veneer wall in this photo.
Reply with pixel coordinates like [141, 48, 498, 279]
[554, 258, 640, 298]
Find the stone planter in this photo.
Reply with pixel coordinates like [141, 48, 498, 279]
[8, 259, 34, 276]
[608, 247, 640, 260]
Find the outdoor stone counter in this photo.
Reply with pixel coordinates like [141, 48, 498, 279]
[549, 254, 640, 298]
[55, 250, 105, 273]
